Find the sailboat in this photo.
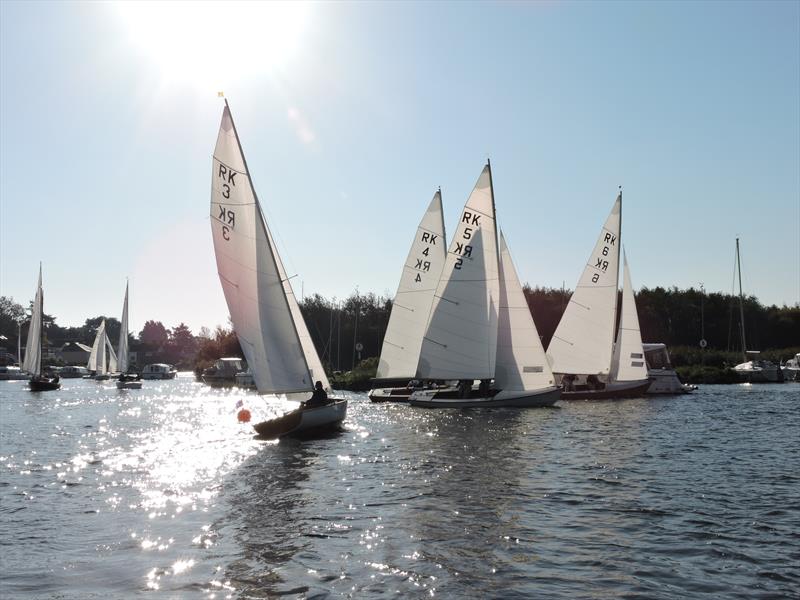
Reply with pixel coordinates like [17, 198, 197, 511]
[210, 100, 346, 438]
[731, 238, 784, 383]
[116, 282, 142, 389]
[546, 192, 651, 399]
[86, 319, 118, 380]
[368, 190, 448, 402]
[408, 163, 560, 408]
[23, 265, 60, 391]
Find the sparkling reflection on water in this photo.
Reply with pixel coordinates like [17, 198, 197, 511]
[1, 377, 798, 598]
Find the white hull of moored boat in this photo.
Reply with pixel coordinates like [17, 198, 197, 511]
[647, 369, 696, 394]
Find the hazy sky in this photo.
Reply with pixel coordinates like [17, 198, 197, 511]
[1, 1, 798, 334]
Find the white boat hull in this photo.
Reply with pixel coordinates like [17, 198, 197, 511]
[253, 399, 348, 439]
[646, 369, 696, 394]
[409, 386, 560, 408]
[733, 361, 784, 383]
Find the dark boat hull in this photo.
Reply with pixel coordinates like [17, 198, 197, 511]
[29, 377, 61, 392]
[409, 387, 561, 408]
[560, 379, 651, 400]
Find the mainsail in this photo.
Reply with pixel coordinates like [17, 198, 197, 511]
[376, 190, 447, 379]
[88, 319, 113, 375]
[22, 265, 43, 377]
[117, 282, 130, 374]
[547, 193, 622, 376]
[416, 164, 500, 380]
[609, 250, 648, 382]
[210, 102, 316, 395]
[494, 231, 555, 391]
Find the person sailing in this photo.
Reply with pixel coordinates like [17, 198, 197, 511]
[303, 380, 329, 409]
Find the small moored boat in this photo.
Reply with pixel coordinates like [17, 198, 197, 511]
[140, 363, 177, 380]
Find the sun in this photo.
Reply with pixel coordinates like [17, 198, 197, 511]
[115, 1, 311, 88]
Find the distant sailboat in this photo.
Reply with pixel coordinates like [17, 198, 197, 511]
[546, 192, 651, 399]
[731, 238, 783, 383]
[23, 265, 60, 391]
[409, 163, 560, 408]
[210, 100, 346, 438]
[116, 282, 142, 389]
[368, 190, 447, 402]
[87, 319, 118, 380]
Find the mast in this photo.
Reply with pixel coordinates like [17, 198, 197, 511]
[223, 99, 315, 389]
[612, 186, 622, 353]
[38, 273, 43, 377]
[487, 159, 501, 378]
[736, 237, 747, 362]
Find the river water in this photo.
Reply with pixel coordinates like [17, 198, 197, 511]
[0, 377, 797, 599]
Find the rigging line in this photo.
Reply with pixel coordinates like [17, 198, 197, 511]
[551, 335, 574, 346]
[382, 340, 404, 350]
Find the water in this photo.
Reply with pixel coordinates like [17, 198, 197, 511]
[1, 377, 798, 599]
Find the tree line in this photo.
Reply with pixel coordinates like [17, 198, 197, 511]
[1, 286, 797, 372]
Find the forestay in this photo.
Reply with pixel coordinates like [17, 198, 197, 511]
[377, 191, 447, 379]
[210, 104, 313, 395]
[610, 250, 648, 382]
[494, 231, 555, 391]
[417, 164, 499, 381]
[22, 266, 43, 377]
[547, 193, 621, 376]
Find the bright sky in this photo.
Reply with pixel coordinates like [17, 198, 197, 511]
[1, 1, 798, 334]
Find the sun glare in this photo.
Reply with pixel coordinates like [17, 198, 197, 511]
[116, 1, 311, 88]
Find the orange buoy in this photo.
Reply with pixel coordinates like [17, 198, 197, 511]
[237, 408, 251, 423]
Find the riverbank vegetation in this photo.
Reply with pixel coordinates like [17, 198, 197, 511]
[1, 286, 796, 387]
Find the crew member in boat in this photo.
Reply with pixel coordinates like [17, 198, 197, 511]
[304, 380, 329, 409]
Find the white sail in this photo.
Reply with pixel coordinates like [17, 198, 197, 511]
[210, 103, 313, 395]
[265, 224, 331, 391]
[494, 231, 555, 391]
[376, 190, 447, 379]
[610, 250, 648, 382]
[416, 164, 500, 380]
[547, 193, 622, 376]
[22, 265, 43, 377]
[107, 337, 118, 374]
[88, 319, 108, 375]
[117, 282, 129, 373]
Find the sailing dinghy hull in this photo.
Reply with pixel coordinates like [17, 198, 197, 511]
[29, 376, 61, 392]
[560, 378, 651, 400]
[253, 399, 348, 439]
[409, 386, 560, 408]
[116, 381, 143, 390]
